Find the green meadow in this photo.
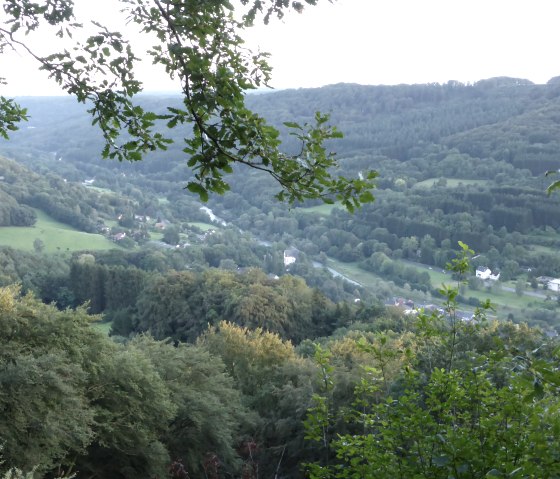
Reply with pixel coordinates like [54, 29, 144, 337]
[298, 203, 339, 215]
[188, 222, 216, 231]
[413, 178, 491, 189]
[325, 258, 382, 287]
[0, 209, 122, 253]
[85, 186, 114, 195]
[529, 244, 556, 255]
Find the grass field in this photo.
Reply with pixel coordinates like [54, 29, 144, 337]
[150, 231, 164, 241]
[0, 209, 122, 253]
[413, 178, 491, 189]
[326, 258, 393, 289]
[398, 260, 450, 286]
[104, 219, 119, 228]
[297, 203, 340, 215]
[397, 259, 547, 309]
[188, 222, 216, 231]
[86, 186, 114, 195]
[326, 258, 452, 297]
[529, 244, 557, 255]
[455, 286, 518, 309]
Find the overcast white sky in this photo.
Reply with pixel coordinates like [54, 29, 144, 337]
[1, 0, 560, 96]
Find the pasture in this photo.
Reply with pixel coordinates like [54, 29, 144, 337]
[413, 178, 491, 189]
[0, 209, 122, 253]
[297, 203, 339, 215]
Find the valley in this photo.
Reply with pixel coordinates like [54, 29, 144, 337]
[3, 79, 560, 478]
[3, 80, 560, 329]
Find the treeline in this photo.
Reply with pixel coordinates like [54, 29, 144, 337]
[0, 189, 36, 226]
[247, 78, 558, 161]
[1, 286, 286, 478]
[0, 156, 129, 231]
[4, 81, 560, 314]
[0, 247, 71, 303]
[0, 241, 363, 340]
[206, 182, 560, 280]
[446, 98, 560, 174]
[69, 259, 346, 343]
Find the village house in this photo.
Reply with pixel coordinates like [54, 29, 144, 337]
[475, 266, 500, 281]
[283, 248, 300, 267]
[155, 219, 171, 230]
[547, 278, 560, 292]
[394, 297, 414, 308]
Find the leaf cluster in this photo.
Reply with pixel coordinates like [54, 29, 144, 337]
[304, 245, 560, 479]
[1, 0, 375, 210]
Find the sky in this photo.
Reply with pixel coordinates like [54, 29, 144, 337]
[1, 0, 560, 96]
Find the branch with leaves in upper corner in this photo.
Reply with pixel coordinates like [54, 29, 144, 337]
[0, 0, 375, 211]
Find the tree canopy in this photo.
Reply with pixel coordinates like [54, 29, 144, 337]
[0, 0, 376, 210]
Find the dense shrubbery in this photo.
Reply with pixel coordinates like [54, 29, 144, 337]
[305, 247, 560, 479]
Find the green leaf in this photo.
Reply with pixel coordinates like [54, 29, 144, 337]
[359, 190, 374, 203]
[187, 182, 209, 202]
[128, 151, 142, 162]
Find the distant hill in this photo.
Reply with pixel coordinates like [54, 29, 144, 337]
[4, 78, 560, 173]
[3, 79, 560, 325]
[244, 79, 560, 163]
[445, 97, 560, 174]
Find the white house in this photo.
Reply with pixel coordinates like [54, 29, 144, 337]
[547, 278, 560, 292]
[283, 248, 299, 267]
[475, 267, 500, 281]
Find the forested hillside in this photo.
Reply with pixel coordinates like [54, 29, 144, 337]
[0, 156, 131, 231]
[4, 78, 560, 194]
[4, 80, 560, 321]
[3, 79, 560, 477]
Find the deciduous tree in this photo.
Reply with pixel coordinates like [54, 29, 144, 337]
[0, 0, 375, 210]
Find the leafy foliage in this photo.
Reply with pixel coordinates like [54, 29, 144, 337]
[0, 0, 375, 209]
[1, 240, 560, 478]
[305, 245, 560, 479]
[200, 321, 320, 478]
[0, 97, 27, 140]
[0, 286, 247, 478]
[130, 268, 338, 343]
[128, 336, 248, 477]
